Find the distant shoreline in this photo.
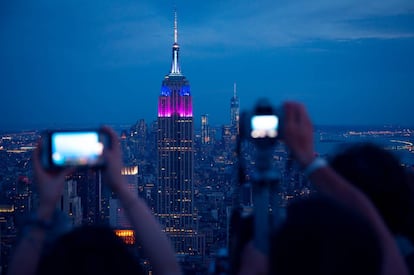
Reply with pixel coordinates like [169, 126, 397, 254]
[1, 123, 414, 135]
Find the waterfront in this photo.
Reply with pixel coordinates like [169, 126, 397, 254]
[314, 126, 414, 166]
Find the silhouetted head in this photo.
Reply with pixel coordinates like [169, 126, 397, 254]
[329, 142, 414, 237]
[270, 195, 382, 275]
[37, 225, 144, 275]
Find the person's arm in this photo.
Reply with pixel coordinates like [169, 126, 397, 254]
[282, 101, 409, 275]
[101, 126, 181, 275]
[8, 146, 73, 275]
[238, 241, 268, 275]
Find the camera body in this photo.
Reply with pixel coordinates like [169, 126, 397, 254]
[240, 99, 283, 146]
[40, 129, 111, 171]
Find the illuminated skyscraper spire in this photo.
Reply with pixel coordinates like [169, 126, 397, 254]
[170, 10, 181, 75]
[230, 82, 240, 134]
[174, 10, 178, 44]
[159, 10, 192, 118]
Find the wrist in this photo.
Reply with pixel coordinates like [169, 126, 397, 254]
[296, 152, 317, 168]
[303, 157, 328, 177]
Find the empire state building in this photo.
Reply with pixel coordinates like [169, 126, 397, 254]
[156, 12, 204, 258]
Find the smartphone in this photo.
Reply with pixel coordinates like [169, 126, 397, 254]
[250, 115, 279, 139]
[41, 129, 110, 170]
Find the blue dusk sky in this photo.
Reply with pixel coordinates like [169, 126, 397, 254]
[1, 0, 414, 131]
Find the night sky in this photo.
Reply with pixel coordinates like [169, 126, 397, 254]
[1, 0, 413, 131]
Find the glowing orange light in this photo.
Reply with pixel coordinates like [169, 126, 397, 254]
[114, 229, 135, 245]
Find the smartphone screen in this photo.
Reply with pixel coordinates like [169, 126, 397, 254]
[50, 131, 105, 167]
[250, 115, 279, 139]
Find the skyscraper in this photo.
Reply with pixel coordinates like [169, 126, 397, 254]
[73, 170, 105, 225]
[61, 179, 82, 226]
[230, 82, 240, 136]
[201, 114, 210, 144]
[110, 166, 139, 229]
[130, 119, 148, 161]
[156, 11, 204, 258]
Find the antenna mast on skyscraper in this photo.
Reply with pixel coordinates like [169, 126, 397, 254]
[174, 8, 178, 44]
[170, 7, 181, 75]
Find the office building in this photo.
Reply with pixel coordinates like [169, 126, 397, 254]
[109, 166, 139, 229]
[156, 11, 204, 258]
[230, 83, 240, 136]
[201, 114, 210, 145]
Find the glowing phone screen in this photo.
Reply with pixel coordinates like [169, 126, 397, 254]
[51, 132, 104, 166]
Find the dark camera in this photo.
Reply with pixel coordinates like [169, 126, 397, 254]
[40, 129, 111, 170]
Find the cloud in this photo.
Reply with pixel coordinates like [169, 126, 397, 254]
[23, 0, 409, 67]
[100, 0, 414, 63]
[182, 0, 414, 49]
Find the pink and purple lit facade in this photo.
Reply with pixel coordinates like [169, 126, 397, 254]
[158, 78, 193, 118]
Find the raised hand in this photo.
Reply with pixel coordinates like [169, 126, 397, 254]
[282, 101, 316, 167]
[32, 143, 73, 220]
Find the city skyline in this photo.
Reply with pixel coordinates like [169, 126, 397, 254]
[1, 0, 414, 131]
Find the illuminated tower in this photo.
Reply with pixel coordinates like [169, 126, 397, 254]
[156, 11, 203, 257]
[110, 166, 139, 229]
[130, 119, 148, 160]
[13, 176, 32, 222]
[230, 83, 240, 135]
[61, 179, 82, 226]
[201, 114, 210, 144]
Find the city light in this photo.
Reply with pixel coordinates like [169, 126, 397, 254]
[114, 229, 135, 245]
